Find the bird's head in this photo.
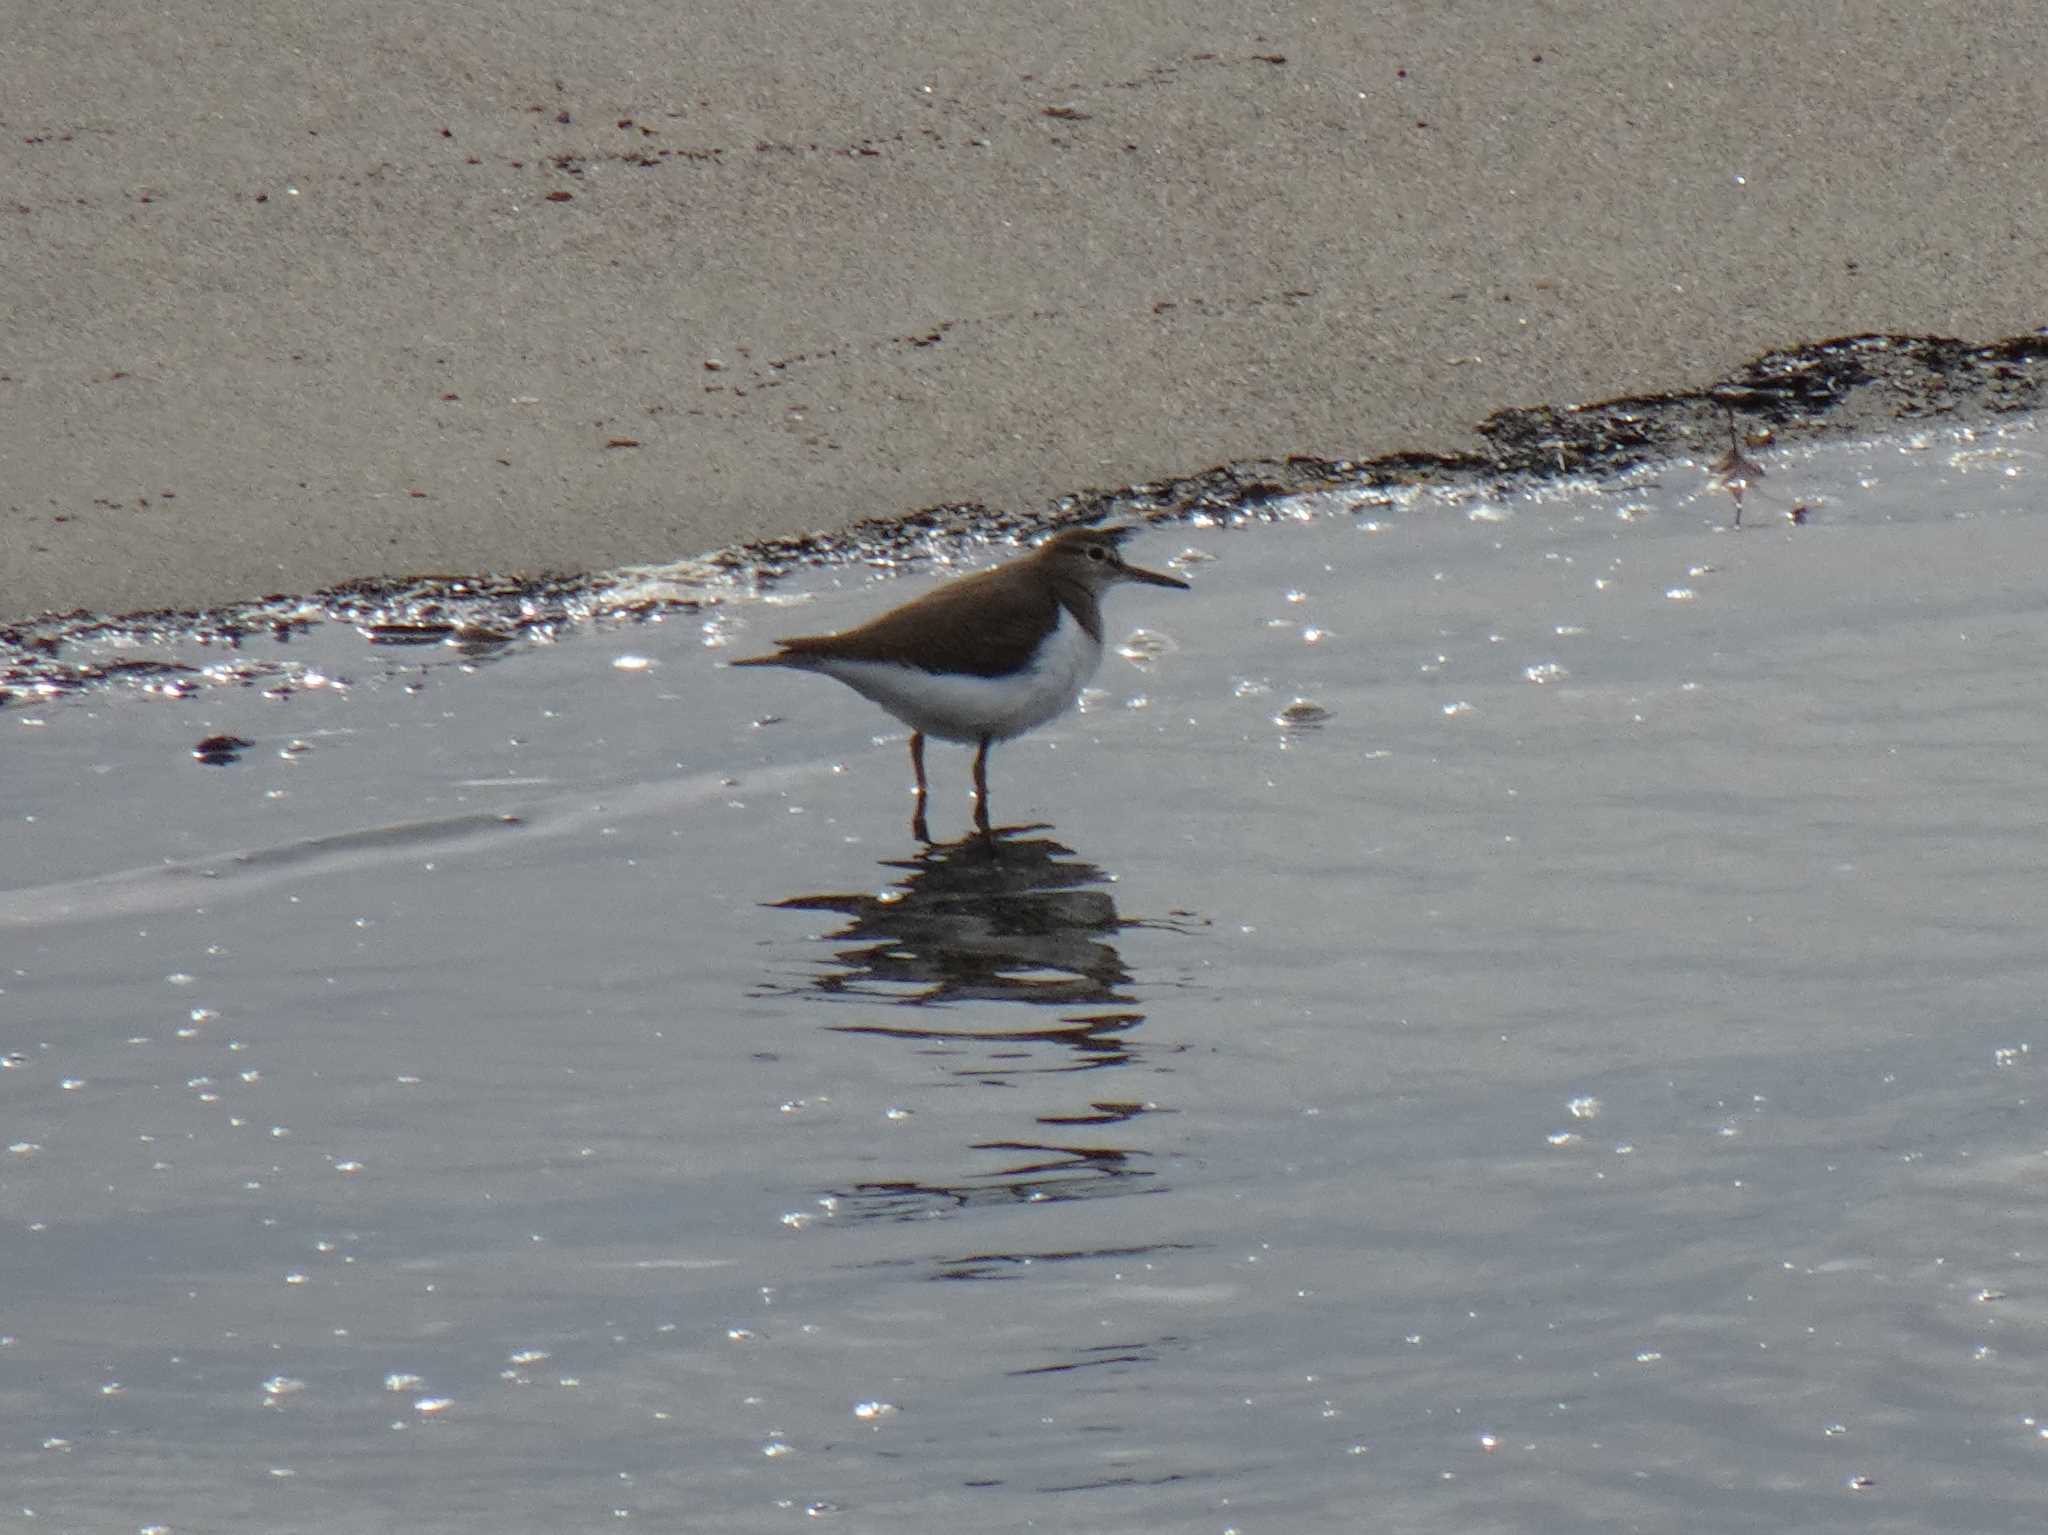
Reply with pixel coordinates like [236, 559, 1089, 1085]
[1035, 525, 1190, 592]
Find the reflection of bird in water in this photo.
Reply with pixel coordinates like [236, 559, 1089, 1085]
[767, 831, 1132, 1010]
[763, 830, 1192, 1223]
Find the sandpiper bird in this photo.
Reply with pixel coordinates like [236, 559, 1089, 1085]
[731, 525, 1190, 841]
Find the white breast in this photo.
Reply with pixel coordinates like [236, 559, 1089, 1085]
[813, 607, 1104, 744]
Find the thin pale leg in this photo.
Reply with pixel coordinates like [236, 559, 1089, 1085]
[972, 735, 994, 843]
[909, 731, 931, 843]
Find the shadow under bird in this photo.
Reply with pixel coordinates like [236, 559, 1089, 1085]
[730, 525, 1190, 841]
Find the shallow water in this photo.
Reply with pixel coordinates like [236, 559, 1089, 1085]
[5, 420, 2047, 1532]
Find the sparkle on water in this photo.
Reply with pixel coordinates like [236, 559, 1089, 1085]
[2, 420, 2045, 1530]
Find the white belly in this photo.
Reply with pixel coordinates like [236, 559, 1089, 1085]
[813, 608, 1103, 743]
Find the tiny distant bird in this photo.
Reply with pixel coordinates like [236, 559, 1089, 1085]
[731, 525, 1190, 841]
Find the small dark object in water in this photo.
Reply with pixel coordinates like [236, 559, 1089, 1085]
[192, 734, 255, 766]
[364, 622, 456, 646]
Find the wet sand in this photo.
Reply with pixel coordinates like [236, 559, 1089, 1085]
[4, 0, 2044, 620]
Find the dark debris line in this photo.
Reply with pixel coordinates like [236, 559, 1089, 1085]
[4, 331, 2045, 710]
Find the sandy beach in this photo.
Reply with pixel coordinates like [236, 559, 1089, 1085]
[4, 0, 2043, 620]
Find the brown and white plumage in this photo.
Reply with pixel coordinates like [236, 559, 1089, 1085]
[731, 525, 1188, 840]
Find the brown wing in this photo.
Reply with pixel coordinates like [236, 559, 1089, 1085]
[765, 560, 1061, 677]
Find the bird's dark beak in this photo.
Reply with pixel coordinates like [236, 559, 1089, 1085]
[1122, 561, 1191, 590]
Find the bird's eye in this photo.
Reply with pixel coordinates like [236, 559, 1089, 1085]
[1087, 544, 1107, 561]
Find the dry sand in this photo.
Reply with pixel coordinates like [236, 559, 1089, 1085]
[4, 0, 2044, 619]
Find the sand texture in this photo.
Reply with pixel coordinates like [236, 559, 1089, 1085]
[4, 0, 2044, 618]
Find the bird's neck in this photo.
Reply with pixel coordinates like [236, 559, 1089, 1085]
[1045, 575, 1106, 643]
